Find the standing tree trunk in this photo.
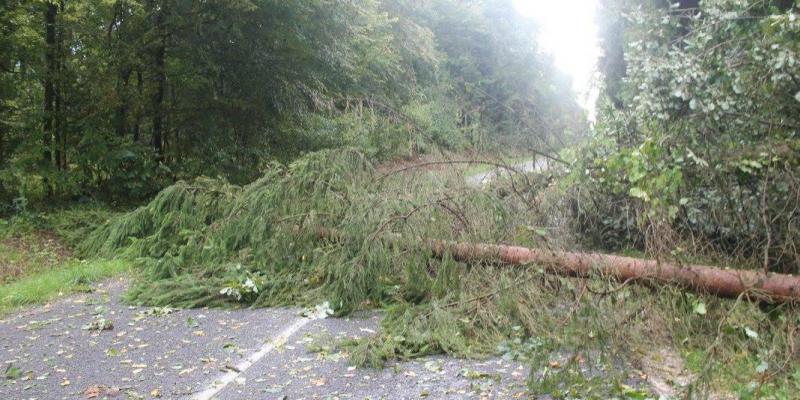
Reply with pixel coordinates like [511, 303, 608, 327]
[43, 2, 57, 168]
[58, 1, 67, 171]
[150, 1, 166, 160]
[133, 69, 143, 143]
[152, 39, 165, 159]
[0, 107, 5, 168]
[115, 67, 132, 138]
[54, 17, 63, 171]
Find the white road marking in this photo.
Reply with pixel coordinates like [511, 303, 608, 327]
[192, 316, 314, 400]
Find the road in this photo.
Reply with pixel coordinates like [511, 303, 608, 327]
[0, 278, 529, 399]
[465, 159, 549, 187]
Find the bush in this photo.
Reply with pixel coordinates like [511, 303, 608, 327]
[578, 0, 800, 273]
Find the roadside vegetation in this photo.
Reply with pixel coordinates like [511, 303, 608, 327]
[0, 206, 127, 316]
[0, 258, 129, 317]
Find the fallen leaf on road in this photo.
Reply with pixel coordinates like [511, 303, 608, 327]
[83, 384, 106, 398]
[311, 377, 326, 386]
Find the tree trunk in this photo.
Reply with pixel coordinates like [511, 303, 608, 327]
[426, 240, 800, 303]
[151, 3, 166, 159]
[133, 69, 143, 142]
[55, 0, 67, 171]
[43, 2, 57, 167]
[0, 111, 5, 168]
[308, 227, 800, 302]
[115, 67, 132, 138]
[55, 22, 63, 171]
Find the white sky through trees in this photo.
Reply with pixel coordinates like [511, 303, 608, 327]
[512, 0, 600, 116]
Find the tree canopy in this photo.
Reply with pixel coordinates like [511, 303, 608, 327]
[0, 0, 585, 210]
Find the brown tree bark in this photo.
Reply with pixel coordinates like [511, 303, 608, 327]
[425, 240, 800, 302]
[308, 226, 800, 302]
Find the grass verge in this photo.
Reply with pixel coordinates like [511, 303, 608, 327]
[0, 259, 130, 317]
[0, 203, 129, 317]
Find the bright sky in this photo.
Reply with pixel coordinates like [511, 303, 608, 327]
[512, 0, 600, 116]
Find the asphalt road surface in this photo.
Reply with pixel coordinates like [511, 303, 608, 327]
[1, 277, 530, 399]
[465, 159, 549, 187]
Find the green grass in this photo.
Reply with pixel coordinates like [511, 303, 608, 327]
[0, 204, 131, 317]
[0, 259, 130, 317]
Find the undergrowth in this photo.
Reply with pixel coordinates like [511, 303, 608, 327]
[0, 204, 130, 315]
[79, 148, 799, 398]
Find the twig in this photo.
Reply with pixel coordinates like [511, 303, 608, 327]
[585, 277, 636, 296]
[761, 155, 772, 273]
[559, 282, 589, 325]
[440, 273, 539, 309]
[367, 203, 433, 243]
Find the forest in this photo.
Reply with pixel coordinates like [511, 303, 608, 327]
[0, 0, 583, 207]
[0, 0, 798, 399]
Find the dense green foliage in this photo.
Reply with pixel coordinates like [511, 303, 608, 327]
[583, 0, 799, 274]
[78, 149, 524, 310]
[0, 0, 584, 212]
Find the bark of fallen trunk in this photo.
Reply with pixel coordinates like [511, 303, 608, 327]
[425, 240, 800, 303]
[305, 226, 800, 302]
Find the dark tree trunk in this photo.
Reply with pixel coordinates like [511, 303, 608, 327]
[43, 2, 57, 167]
[150, 2, 167, 160]
[115, 67, 132, 138]
[55, 21, 63, 170]
[0, 112, 5, 168]
[133, 69, 143, 142]
[152, 38, 165, 159]
[56, 1, 67, 171]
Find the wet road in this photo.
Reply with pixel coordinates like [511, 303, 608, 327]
[0, 278, 528, 399]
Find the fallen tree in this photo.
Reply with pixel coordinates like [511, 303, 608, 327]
[425, 240, 800, 303]
[312, 226, 800, 302]
[79, 149, 799, 391]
